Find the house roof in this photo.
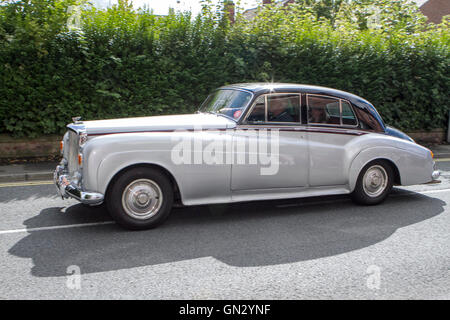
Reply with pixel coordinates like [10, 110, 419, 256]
[419, 0, 450, 23]
[242, 0, 292, 20]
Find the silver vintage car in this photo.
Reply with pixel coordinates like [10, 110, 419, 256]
[54, 83, 440, 230]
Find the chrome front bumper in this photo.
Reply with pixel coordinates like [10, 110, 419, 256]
[54, 164, 104, 205]
[432, 170, 440, 180]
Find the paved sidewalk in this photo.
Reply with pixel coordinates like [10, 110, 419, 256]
[429, 144, 450, 158]
[0, 144, 449, 183]
[0, 161, 57, 183]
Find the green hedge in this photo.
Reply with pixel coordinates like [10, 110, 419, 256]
[0, 0, 449, 137]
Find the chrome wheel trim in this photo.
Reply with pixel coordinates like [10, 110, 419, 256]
[363, 165, 388, 198]
[121, 179, 163, 220]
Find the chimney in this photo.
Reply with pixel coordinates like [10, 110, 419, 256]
[263, 0, 272, 4]
[225, 1, 235, 24]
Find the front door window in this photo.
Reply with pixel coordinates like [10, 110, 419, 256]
[245, 94, 301, 124]
[267, 94, 300, 123]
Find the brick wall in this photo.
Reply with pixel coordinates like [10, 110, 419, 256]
[0, 135, 60, 159]
[0, 129, 446, 160]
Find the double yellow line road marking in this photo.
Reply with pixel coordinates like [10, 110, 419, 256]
[0, 180, 54, 188]
[434, 158, 450, 162]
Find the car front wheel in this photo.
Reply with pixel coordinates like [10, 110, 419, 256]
[351, 160, 393, 205]
[106, 167, 173, 230]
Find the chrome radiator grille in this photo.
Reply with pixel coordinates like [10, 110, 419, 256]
[67, 130, 79, 175]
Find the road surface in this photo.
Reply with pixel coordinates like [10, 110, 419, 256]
[0, 160, 449, 299]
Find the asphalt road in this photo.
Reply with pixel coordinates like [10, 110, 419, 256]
[0, 161, 449, 299]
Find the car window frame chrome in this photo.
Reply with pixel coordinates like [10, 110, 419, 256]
[339, 99, 359, 128]
[240, 92, 302, 126]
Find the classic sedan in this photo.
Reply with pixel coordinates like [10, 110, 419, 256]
[54, 83, 440, 230]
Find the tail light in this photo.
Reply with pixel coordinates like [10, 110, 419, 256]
[78, 153, 83, 166]
[60, 141, 64, 154]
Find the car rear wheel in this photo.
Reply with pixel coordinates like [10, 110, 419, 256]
[351, 160, 393, 205]
[106, 167, 173, 230]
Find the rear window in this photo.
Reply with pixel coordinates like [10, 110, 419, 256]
[341, 100, 357, 126]
[307, 95, 341, 125]
[307, 95, 357, 127]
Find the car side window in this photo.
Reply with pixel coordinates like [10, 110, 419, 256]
[246, 96, 266, 123]
[246, 94, 300, 124]
[308, 95, 341, 125]
[341, 100, 357, 126]
[267, 94, 300, 123]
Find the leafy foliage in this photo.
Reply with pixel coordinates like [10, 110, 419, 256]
[0, 0, 448, 137]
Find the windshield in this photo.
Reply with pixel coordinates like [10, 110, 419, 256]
[199, 89, 252, 121]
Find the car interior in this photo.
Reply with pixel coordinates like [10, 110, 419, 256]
[246, 95, 300, 123]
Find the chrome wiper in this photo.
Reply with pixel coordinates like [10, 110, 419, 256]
[197, 110, 222, 117]
[196, 110, 215, 115]
[215, 113, 237, 122]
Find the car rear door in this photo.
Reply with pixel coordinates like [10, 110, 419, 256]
[306, 94, 361, 186]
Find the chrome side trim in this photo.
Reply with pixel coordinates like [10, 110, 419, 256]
[236, 124, 368, 136]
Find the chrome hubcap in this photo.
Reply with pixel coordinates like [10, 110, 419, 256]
[122, 179, 163, 220]
[363, 165, 388, 197]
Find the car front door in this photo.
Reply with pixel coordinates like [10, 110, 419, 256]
[231, 93, 309, 191]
